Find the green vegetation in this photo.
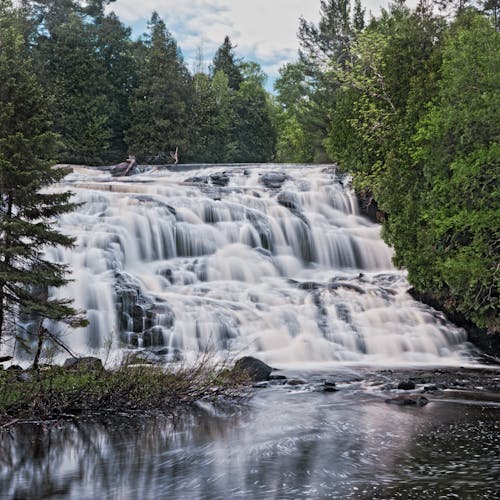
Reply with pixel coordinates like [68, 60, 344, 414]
[274, 0, 499, 332]
[0, 4, 87, 347]
[0, 1, 276, 165]
[0, 355, 249, 425]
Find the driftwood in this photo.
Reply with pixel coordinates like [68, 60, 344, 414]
[110, 156, 137, 177]
[169, 147, 179, 165]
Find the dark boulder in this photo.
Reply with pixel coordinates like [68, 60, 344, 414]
[385, 394, 429, 406]
[0, 355, 12, 363]
[63, 357, 103, 371]
[322, 380, 338, 392]
[260, 172, 289, 189]
[233, 356, 272, 382]
[277, 191, 300, 210]
[7, 365, 23, 372]
[210, 172, 230, 186]
[397, 380, 416, 390]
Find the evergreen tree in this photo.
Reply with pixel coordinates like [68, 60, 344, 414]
[33, 1, 114, 164]
[353, 0, 366, 32]
[211, 36, 243, 90]
[126, 12, 192, 163]
[0, 4, 86, 343]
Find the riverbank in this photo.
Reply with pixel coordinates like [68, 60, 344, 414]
[0, 355, 249, 427]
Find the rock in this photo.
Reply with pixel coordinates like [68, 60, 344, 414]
[385, 394, 429, 406]
[277, 191, 300, 210]
[322, 380, 338, 392]
[397, 380, 416, 390]
[0, 355, 12, 363]
[233, 356, 273, 382]
[423, 385, 439, 392]
[210, 172, 230, 186]
[185, 175, 209, 184]
[63, 357, 103, 371]
[287, 378, 307, 386]
[7, 365, 23, 372]
[259, 172, 288, 189]
[269, 374, 287, 381]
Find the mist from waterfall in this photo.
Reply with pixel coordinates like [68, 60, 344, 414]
[42, 164, 469, 366]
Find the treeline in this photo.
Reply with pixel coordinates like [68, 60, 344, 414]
[273, 0, 499, 332]
[1, 0, 276, 165]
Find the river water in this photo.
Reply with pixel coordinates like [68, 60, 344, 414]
[1, 366, 499, 499]
[2, 164, 499, 499]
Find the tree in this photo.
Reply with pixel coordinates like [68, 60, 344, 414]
[0, 4, 86, 348]
[211, 36, 243, 90]
[231, 78, 276, 162]
[408, 13, 499, 330]
[126, 12, 192, 163]
[31, 1, 114, 164]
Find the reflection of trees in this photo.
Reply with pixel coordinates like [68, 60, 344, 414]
[0, 406, 240, 499]
[1, 390, 498, 498]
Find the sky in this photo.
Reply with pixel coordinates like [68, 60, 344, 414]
[105, 0, 401, 91]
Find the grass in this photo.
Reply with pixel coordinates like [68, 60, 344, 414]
[0, 354, 250, 426]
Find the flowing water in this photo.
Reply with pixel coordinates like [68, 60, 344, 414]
[35, 164, 469, 365]
[3, 164, 499, 500]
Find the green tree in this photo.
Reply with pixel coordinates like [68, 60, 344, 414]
[126, 12, 192, 163]
[211, 36, 243, 91]
[409, 14, 499, 330]
[0, 4, 86, 346]
[31, 0, 114, 164]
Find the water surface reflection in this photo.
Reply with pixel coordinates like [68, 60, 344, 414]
[1, 384, 499, 499]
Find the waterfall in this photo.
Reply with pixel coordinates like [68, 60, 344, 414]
[44, 164, 468, 364]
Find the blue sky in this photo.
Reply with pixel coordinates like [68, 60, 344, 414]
[106, 0, 405, 91]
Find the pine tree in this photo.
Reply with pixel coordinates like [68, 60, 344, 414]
[211, 36, 243, 91]
[126, 12, 192, 163]
[0, 5, 86, 345]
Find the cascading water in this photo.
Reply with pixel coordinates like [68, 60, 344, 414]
[43, 164, 469, 365]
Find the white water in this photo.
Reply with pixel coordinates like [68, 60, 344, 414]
[42, 164, 468, 365]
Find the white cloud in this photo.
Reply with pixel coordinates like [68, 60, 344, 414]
[107, 0, 404, 86]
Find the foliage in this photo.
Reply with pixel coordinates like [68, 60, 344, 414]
[0, 3, 86, 344]
[211, 35, 243, 90]
[0, 354, 250, 424]
[126, 12, 192, 163]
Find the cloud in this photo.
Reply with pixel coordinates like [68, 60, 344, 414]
[107, 0, 405, 86]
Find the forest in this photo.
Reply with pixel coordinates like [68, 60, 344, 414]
[0, 0, 498, 343]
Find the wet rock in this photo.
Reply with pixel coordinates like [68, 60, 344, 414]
[277, 191, 300, 210]
[287, 378, 307, 386]
[253, 381, 270, 388]
[385, 394, 429, 406]
[259, 172, 289, 189]
[0, 355, 12, 363]
[185, 175, 209, 184]
[233, 356, 273, 382]
[210, 172, 230, 186]
[322, 380, 338, 392]
[297, 281, 323, 290]
[142, 327, 165, 347]
[422, 385, 439, 392]
[64, 357, 103, 371]
[397, 380, 416, 390]
[269, 374, 287, 381]
[328, 282, 366, 294]
[7, 365, 23, 372]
